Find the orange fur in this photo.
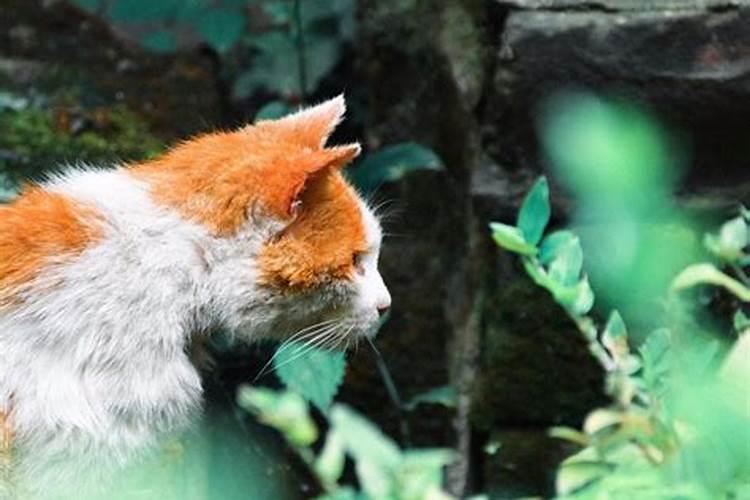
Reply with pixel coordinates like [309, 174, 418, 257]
[129, 99, 368, 290]
[130, 128, 360, 236]
[0, 99, 367, 303]
[257, 168, 367, 289]
[0, 189, 102, 307]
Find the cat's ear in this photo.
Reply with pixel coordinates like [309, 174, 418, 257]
[259, 95, 347, 149]
[270, 142, 361, 219]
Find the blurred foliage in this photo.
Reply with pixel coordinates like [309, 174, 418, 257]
[347, 143, 445, 195]
[494, 93, 750, 499]
[539, 92, 699, 330]
[238, 387, 465, 500]
[273, 342, 346, 414]
[68, 0, 356, 100]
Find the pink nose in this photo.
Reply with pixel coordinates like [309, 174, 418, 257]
[377, 304, 390, 317]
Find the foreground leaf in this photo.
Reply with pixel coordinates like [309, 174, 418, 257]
[236, 387, 318, 447]
[330, 405, 401, 469]
[517, 176, 551, 245]
[602, 310, 629, 363]
[490, 223, 537, 256]
[547, 236, 584, 287]
[671, 263, 750, 301]
[274, 342, 346, 413]
[539, 230, 576, 265]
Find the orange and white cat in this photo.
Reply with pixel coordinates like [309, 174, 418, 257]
[0, 96, 390, 488]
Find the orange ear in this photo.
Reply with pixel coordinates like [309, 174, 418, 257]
[297, 143, 362, 173]
[275, 143, 361, 218]
[257, 95, 347, 149]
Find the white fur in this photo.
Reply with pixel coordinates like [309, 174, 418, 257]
[0, 165, 389, 495]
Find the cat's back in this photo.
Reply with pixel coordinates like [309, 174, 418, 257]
[0, 180, 102, 306]
[0, 167, 210, 310]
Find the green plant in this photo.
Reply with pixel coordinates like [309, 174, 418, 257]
[237, 387, 460, 500]
[492, 94, 750, 499]
[0, 95, 162, 201]
[68, 0, 356, 101]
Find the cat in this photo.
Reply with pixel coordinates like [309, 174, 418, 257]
[0, 95, 391, 494]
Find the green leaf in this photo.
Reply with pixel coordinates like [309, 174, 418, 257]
[234, 32, 298, 98]
[140, 31, 178, 53]
[260, 1, 291, 23]
[720, 216, 748, 253]
[583, 409, 623, 435]
[108, 0, 182, 22]
[404, 385, 457, 411]
[671, 263, 750, 301]
[196, 8, 245, 52]
[255, 101, 293, 121]
[721, 331, 750, 384]
[639, 329, 670, 373]
[69, 0, 101, 12]
[398, 450, 455, 499]
[556, 460, 612, 496]
[315, 430, 346, 486]
[489, 223, 537, 256]
[329, 405, 402, 498]
[547, 235, 583, 287]
[304, 34, 342, 93]
[540, 92, 672, 206]
[330, 405, 401, 469]
[602, 310, 629, 362]
[517, 176, 551, 246]
[539, 230, 576, 265]
[236, 387, 318, 447]
[549, 426, 590, 446]
[355, 458, 394, 498]
[349, 143, 443, 193]
[733, 310, 750, 333]
[571, 277, 595, 315]
[274, 342, 346, 413]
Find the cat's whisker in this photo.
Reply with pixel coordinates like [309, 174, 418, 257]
[266, 326, 343, 375]
[304, 323, 347, 353]
[253, 320, 338, 381]
[276, 320, 338, 352]
[370, 198, 398, 216]
[320, 325, 350, 352]
[364, 334, 381, 357]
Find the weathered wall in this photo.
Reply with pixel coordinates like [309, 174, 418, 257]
[357, 0, 750, 497]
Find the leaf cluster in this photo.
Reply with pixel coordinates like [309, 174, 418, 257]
[238, 387, 461, 500]
[492, 96, 750, 499]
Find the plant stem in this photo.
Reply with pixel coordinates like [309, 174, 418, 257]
[367, 337, 412, 446]
[293, 0, 308, 99]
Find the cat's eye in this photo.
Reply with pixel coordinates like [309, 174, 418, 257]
[353, 252, 366, 275]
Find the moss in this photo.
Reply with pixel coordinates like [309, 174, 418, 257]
[0, 99, 162, 190]
[470, 276, 606, 430]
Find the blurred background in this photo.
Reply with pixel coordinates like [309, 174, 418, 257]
[2, 0, 750, 498]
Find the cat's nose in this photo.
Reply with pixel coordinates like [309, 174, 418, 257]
[377, 304, 390, 317]
[376, 294, 391, 317]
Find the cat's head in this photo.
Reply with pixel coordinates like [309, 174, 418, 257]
[249, 97, 391, 344]
[164, 96, 391, 345]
